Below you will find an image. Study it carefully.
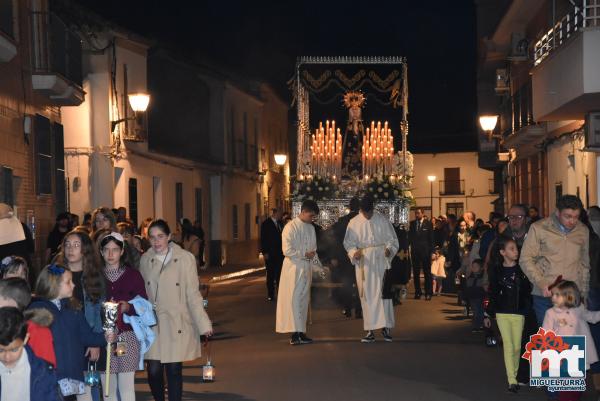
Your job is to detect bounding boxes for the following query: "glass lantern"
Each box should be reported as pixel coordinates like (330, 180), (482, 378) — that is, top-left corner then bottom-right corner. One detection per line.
(202, 361), (215, 382)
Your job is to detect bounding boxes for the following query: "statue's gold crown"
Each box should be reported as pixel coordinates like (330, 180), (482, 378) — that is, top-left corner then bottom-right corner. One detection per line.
(343, 91), (366, 108)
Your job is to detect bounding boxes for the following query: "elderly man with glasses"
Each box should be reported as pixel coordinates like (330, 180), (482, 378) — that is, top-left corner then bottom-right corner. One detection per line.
(504, 205), (529, 250)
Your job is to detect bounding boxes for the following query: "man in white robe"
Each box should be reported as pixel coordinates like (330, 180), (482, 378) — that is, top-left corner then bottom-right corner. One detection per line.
(344, 195), (399, 343)
(276, 200), (319, 345)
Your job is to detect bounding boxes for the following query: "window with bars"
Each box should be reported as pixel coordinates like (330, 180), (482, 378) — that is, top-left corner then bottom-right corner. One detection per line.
(0, 0), (14, 38)
(0, 166), (14, 206)
(232, 205), (238, 240)
(35, 115), (52, 195)
(53, 122), (66, 214)
(230, 107), (236, 166)
(244, 203), (251, 240)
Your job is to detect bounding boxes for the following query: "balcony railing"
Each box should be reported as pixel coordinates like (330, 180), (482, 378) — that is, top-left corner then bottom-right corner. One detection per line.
(0, 0), (14, 39)
(534, 0), (600, 66)
(30, 11), (82, 86)
(439, 180), (465, 196)
(499, 81), (535, 138)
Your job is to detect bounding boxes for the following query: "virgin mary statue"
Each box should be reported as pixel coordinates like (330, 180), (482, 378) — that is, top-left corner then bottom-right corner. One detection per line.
(341, 91), (365, 178)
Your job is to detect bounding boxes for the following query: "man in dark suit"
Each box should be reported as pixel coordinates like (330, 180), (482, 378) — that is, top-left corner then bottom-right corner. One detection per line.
(261, 208), (284, 301)
(329, 197), (362, 318)
(409, 208), (434, 300)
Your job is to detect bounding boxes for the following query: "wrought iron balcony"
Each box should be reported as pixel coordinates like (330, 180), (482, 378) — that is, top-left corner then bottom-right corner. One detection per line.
(30, 11), (84, 105)
(439, 180), (465, 196)
(534, 0), (600, 66)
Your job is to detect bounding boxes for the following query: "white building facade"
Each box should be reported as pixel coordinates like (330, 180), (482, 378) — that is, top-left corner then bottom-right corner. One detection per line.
(476, 0), (600, 214)
(411, 152), (496, 220)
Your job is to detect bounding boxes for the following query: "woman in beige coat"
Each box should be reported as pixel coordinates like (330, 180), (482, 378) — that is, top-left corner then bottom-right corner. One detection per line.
(140, 219), (212, 401)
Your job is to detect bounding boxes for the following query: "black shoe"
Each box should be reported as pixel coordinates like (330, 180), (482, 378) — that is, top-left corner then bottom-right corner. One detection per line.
(425, 295), (432, 301)
(414, 294), (422, 300)
(290, 333), (301, 345)
(342, 309), (352, 318)
(267, 296), (274, 302)
(381, 328), (392, 342)
(507, 384), (519, 393)
(299, 333), (313, 344)
(361, 331), (375, 343)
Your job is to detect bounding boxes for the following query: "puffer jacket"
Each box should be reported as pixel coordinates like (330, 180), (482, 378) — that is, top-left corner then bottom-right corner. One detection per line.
(520, 215), (590, 297)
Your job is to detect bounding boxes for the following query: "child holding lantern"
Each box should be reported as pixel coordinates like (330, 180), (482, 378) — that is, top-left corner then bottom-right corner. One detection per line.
(99, 232), (148, 401)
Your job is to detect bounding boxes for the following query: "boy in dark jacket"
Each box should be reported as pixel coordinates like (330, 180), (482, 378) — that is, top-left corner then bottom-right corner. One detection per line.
(464, 259), (487, 332)
(0, 307), (61, 401)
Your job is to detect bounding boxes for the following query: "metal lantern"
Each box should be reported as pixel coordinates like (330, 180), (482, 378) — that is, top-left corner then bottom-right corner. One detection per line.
(84, 362), (100, 387)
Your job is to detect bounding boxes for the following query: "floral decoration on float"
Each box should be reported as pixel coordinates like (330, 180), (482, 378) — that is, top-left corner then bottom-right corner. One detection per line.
(291, 175), (340, 201)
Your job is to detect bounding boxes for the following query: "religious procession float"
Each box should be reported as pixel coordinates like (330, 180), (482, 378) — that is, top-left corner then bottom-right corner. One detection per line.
(289, 56), (414, 228)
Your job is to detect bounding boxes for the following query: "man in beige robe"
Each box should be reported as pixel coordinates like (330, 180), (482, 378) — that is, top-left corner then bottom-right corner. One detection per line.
(276, 200), (319, 345)
(344, 195), (399, 343)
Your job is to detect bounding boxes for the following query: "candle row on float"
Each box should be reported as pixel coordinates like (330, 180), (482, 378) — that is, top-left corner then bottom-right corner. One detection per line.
(362, 121), (394, 179)
(310, 120), (342, 179)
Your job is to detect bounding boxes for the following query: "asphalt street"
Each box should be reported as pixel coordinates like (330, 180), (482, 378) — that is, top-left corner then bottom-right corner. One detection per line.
(135, 273), (598, 401)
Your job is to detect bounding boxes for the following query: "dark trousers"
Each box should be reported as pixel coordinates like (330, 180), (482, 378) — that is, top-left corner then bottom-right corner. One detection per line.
(469, 297), (484, 328)
(516, 308), (539, 384)
(338, 267), (361, 312)
(147, 360), (183, 401)
(411, 250), (432, 296)
(265, 256), (283, 298)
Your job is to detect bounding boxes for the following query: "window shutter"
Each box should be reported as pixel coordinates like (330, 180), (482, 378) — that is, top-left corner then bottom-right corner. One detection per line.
(35, 115), (52, 195)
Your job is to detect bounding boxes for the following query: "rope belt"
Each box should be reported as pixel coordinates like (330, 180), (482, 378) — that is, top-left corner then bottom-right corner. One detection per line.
(357, 244), (388, 298)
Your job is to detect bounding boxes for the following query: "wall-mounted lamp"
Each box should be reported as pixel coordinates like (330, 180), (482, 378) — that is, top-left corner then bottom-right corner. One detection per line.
(274, 153), (287, 166)
(479, 115), (500, 141)
(111, 93), (150, 134)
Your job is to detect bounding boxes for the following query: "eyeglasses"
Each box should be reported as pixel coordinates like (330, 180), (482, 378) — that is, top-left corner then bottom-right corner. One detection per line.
(507, 215), (525, 220)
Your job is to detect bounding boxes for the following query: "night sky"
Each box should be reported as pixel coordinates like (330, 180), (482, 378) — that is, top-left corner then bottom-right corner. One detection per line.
(75, 0), (478, 153)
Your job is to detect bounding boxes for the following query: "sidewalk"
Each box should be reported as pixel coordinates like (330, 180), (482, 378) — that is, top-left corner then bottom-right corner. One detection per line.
(199, 262), (266, 283)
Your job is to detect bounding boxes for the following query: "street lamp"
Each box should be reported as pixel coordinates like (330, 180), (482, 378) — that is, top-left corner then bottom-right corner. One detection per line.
(427, 175), (436, 218)
(479, 115), (499, 141)
(274, 153), (287, 166)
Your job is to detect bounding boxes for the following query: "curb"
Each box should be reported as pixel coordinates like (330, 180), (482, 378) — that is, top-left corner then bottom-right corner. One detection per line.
(209, 267), (266, 283)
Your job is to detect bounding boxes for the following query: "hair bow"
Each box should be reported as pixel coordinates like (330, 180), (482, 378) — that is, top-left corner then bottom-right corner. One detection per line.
(548, 275), (564, 291)
(48, 264), (65, 275)
(106, 232), (125, 243)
